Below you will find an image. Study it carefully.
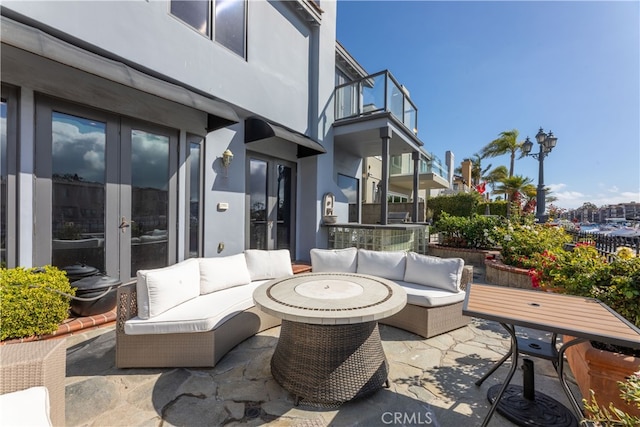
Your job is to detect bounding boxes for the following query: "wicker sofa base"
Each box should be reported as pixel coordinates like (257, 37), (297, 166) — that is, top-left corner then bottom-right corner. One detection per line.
(116, 283), (281, 368)
(0, 339), (67, 427)
(381, 301), (470, 339)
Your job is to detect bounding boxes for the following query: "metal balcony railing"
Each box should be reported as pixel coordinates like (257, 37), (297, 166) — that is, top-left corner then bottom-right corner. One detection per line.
(335, 70), (418, 135)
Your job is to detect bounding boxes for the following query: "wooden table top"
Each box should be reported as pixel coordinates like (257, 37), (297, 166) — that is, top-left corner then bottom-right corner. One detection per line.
(253, 272), (407, 325)
(463, 284), (640, 349)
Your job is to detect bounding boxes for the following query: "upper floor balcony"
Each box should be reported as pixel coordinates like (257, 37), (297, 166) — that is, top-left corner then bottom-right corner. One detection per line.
(335, 70), (418, 136)
(389, 152), (449, 193)
(333, 70), (423, 161)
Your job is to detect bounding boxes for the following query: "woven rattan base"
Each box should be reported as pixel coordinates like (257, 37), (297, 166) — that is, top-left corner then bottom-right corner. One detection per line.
(271, 320), (388, 407)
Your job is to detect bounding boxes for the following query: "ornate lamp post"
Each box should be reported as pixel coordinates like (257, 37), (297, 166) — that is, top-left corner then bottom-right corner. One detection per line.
(522, 128), (558, 223)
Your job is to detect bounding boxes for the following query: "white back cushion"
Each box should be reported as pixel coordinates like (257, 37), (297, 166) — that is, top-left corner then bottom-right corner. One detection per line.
(244, 249), (293, 281)
(0, 386), (52, 427)
(199, 253), (251, 294)
(136, 258), (201, 319)
(404, 252), (464, 293)
(310, 247), (358, 273)
(356, 249), (406, 280)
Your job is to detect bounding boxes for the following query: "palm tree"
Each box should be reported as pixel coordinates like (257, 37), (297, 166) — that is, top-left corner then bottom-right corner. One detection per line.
(483, 165), (508, 197)
(544, 186), (557, 205)
(494, 175), (534, 218)
(468, 153), (490, 187)
(480, 129), (526, 177)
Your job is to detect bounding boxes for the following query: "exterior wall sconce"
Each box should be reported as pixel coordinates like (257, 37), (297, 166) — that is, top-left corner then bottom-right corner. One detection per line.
(221, 149), (233, 176)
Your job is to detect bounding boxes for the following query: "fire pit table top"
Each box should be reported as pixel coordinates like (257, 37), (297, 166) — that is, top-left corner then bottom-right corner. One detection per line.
(253, 272), (407, 325)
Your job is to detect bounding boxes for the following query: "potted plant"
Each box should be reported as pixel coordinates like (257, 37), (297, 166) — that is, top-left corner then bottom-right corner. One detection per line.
(582, 370), (640, 425)
(528, 244), (640, 417)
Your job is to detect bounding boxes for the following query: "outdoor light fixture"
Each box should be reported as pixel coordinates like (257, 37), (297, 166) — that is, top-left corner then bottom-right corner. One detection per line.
(221, 149), (234, 176)
(522, 128), (558, 223)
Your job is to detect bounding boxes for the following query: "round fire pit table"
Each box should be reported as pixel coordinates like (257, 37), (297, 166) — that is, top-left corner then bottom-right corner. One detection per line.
(253, 272), (406, 407)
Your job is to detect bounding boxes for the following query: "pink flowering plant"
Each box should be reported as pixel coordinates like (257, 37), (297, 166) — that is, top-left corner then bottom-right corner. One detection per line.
(528, 243), (640, 329)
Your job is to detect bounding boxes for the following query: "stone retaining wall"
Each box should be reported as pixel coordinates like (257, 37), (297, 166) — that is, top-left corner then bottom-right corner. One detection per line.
(484, 259), (533, 289)
(427, 244), (498, 266)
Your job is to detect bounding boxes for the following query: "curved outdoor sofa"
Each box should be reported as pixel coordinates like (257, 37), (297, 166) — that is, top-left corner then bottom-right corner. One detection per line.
(310, 248), (472, 339)
(116, 248), (472, 369)
(116, 250), (290, 368)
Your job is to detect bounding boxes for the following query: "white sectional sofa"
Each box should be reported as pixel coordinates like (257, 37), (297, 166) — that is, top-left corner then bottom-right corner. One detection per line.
(116, 250), (293, 368)
(310, 248), (472, 338)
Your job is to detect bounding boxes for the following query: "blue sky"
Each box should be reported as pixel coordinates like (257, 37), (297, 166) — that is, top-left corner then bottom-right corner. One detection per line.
(336, 0), (640, 211)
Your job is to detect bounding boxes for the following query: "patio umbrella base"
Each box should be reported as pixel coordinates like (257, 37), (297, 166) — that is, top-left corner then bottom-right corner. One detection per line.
(487, 384), (578, 427)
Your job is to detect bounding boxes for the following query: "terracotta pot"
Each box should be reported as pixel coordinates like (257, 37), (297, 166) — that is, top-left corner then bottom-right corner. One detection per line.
(563, 335), (640, 417)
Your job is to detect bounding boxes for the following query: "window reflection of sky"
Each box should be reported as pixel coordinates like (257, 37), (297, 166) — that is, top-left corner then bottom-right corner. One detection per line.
(52, 112), (106, 184)
(132, 130), (169, 191)
(338, 174), (358, 202)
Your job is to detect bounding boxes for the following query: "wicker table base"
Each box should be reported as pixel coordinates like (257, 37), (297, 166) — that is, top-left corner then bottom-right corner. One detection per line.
(271, 319), (388, 407)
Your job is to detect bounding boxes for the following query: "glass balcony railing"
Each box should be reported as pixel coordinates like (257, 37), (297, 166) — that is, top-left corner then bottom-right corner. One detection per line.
(335, 70), (418, 135)
(389, 153), (449, 180)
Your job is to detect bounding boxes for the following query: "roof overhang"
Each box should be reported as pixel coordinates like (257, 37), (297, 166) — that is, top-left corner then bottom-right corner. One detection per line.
(333, 112), (423, 158)
(245, 116), (326, 158)
(0, 14), (238, 131)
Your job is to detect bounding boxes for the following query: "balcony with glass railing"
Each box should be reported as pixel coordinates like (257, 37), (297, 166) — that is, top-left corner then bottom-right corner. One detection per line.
(335, 70), (418, 135)
(389, 153), (449, 181)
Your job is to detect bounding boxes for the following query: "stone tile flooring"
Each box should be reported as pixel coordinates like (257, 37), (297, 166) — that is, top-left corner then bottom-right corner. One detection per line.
(64, 317), (582, 426)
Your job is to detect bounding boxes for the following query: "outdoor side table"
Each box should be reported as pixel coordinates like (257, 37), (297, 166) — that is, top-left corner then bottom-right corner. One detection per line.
(463, 283), (640, 427)
(253, 272), (407, 407)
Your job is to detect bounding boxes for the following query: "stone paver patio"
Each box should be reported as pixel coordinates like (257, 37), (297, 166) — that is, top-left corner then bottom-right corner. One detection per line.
(64, 316), (582, 426)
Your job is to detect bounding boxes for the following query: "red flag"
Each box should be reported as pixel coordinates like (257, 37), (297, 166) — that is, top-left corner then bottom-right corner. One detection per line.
(475, 182), (486, 194)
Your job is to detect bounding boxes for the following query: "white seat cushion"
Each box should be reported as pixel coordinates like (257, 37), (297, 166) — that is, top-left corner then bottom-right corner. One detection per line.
(199, 253), (251, 294)
(136, 258), (201, 319)
(244, 249), (293, 281)
(0, 386), (52, 426)
(404, 252), (464, 293)
(310, 247), (358, 273)
(124, 281), (268, 335)
(357, 249), (406, 281)
(394, 280), (466, 307)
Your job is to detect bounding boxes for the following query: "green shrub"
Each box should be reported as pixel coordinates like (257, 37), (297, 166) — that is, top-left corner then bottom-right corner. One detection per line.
(476, 200), (508, 217)
(495, 220), (572, 268)
(528, 244), (640, 328)
(0, 266), (75, 341)
(428, 193), (481, 222)
(432, 212), (503, 249)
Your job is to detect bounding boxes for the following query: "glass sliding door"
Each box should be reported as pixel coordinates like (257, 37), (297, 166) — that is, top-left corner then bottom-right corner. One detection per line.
(275, 163), (293, 251)
(130, 130), (169, 272)
(36, 97), (180, 281)
(51, 112), (107, 270)
(247, 154), (295, 253)
(248, 158), (268, 249)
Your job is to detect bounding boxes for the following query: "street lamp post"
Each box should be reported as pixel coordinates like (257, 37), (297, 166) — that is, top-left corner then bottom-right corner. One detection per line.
(522, 128), (558, 223)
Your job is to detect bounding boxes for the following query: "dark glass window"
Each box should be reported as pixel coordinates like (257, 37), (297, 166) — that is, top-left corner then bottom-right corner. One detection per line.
(171, 0), (210, 36)
(188, 141), (202, 258)
(215, 0), (246, 57)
